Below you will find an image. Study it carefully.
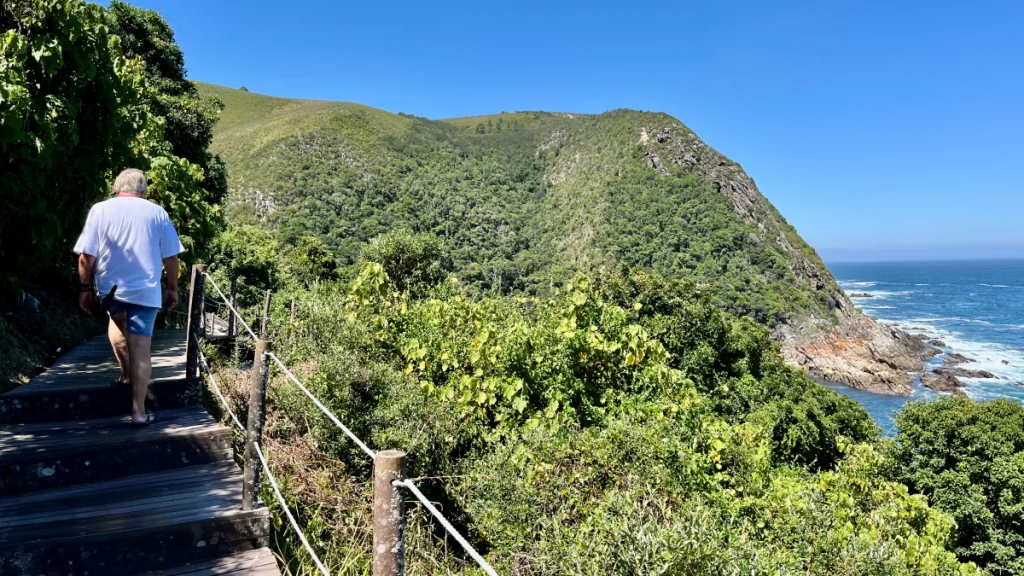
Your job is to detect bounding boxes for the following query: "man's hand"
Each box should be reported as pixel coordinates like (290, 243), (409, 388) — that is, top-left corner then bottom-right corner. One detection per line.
(78, 291), (94, 314)
(163, 287), (179, 311)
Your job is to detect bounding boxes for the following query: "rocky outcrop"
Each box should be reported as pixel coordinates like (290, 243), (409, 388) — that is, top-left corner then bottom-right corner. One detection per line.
(922, 371), (965, 393)
(928, 339), (947, 347)
(937, 367), (998, 379)
(779, 309), (941, 395)
(945, 353), (976, 366)
(850, 292), (874, 298)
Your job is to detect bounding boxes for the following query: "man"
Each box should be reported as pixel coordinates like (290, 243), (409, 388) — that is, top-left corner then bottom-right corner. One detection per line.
(75, 168), (184, 426)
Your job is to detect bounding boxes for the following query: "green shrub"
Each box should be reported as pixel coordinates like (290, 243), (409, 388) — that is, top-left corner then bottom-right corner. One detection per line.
(885, 397), (1024, 572)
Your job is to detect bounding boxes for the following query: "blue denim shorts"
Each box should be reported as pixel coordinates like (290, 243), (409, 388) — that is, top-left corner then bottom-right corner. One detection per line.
(103, 299), (160, 337)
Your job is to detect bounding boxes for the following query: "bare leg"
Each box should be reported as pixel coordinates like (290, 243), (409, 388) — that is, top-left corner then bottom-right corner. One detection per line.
(107, 316), (129, 383)
(127, 334), (153, 423)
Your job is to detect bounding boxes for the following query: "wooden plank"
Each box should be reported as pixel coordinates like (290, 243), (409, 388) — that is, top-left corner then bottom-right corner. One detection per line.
(0, 461), (239, 513)
(6, 330), (186, 395)
(0, 507), (270, 575)
(0, 329), (276, 575)
(0, 417), (234, 496)
(0, 406), (224, 455)
(136, 548), (280, 575)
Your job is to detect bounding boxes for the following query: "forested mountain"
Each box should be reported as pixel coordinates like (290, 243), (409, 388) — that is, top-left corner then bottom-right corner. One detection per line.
(199, 82), (932, 393)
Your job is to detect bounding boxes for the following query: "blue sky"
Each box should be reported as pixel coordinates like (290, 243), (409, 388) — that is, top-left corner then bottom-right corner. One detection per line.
(111, 0), (1023, 262)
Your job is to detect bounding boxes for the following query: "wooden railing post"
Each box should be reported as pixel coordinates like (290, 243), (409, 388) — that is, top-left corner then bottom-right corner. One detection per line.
(243, 339), (271, 511)
(185, 263), (207, 384)
(373, 450), (406, 576)
(261, 290), (272, 337)
(227, 276), (237, 337)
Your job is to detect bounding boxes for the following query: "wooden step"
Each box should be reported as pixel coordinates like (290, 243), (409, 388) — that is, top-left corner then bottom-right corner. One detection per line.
(0, 329), (198, 423)
(0, 461), (270, 575)
(0, 406), (234, 495)
(134, 548), (280, 575)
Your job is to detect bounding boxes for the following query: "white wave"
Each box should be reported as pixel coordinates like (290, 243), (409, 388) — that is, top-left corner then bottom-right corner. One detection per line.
(929, 333), (1024, 384)
(980, 284), (1011, 288)
(904, 316), (994, 326)
(841, 281), (879, 288)
(915, 284), (929, 286)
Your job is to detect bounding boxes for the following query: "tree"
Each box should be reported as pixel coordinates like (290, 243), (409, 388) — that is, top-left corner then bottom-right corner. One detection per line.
(289, 235), (337, 287)
(0, 0), (147, 289)
(210, 225), (281, 306)
(359, 231), (448, 295)
(884, 397), (1024, 571)
(105, 1), (228, 207)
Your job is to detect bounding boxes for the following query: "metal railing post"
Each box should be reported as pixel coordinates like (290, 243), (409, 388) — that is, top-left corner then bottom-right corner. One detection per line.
(261, 290), (272, 337)
(185, 264), (207, 384)
(243, 339), (271, 511)
(228, 276), (237, 337)
(374, 450), (406, 576)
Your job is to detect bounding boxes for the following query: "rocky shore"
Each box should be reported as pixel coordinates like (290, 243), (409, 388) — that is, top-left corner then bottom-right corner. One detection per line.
(780, 300), (941, 395)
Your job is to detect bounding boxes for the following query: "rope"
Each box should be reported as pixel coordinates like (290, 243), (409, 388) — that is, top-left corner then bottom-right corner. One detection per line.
(191, 296), (499, 574)
(194, 343), (330, 576)
(203, 272), (259, 340)
(195, 340), (245, 432)
(266, 352), (376, 461)
(255, 443), (331, 576)
(392, 479), (499, 576)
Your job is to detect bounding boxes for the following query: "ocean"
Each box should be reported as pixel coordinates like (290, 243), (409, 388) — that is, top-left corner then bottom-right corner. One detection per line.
(825, 259), (1024, 432)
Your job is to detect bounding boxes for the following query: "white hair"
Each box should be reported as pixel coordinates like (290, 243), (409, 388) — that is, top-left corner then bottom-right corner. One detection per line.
(113, 168), (147, 196)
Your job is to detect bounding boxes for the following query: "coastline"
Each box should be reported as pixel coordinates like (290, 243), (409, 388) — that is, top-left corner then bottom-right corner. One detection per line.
(825, 260), (1024, 421)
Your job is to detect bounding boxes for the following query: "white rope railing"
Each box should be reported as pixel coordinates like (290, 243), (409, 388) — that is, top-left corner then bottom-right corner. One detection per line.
(266, 351), (376, 461)
(254, 443), (332, 576)
(197, 272), (500, 575)
(203, 272), (259, 340)
(196, 345), (330, 576)
(195, 337), (244, 431)
(392, 478), (499, 576)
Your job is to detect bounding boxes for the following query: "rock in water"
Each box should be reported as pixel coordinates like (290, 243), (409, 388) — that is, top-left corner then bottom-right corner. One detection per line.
(922, 371), (965, 393)
(937, 367), (998, 379)
(928, 339), (947, 347)
(945, 353), (977, 366)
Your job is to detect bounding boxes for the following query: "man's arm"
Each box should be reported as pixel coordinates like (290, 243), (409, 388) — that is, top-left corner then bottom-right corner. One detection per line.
(162, 255), (179, 310)
(77, 253), (97, 313)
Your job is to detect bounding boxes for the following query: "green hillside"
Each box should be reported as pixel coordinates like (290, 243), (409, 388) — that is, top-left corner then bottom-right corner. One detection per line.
(198, 82), (846, 328)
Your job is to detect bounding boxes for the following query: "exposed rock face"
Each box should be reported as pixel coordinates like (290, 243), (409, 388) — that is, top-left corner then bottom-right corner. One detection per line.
(644, 121), (944, 395)
(928, 339), (947, 347)
(922, 371), (965, 393)
(780, 310), (940, 395)
(945, 353), (976, 366)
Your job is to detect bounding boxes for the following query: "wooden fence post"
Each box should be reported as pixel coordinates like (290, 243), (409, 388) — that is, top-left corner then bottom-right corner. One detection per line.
(228, 276), (237, 337)
(242, 339), (271, 511)
(373, 450), (406, 576)
(290, 297), (296, 323)
(185, 264), (207, 384)
(261, 290), (272, 337)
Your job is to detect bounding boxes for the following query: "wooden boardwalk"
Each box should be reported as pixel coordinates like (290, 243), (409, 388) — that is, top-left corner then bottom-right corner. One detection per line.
(0, 329), (281, 575)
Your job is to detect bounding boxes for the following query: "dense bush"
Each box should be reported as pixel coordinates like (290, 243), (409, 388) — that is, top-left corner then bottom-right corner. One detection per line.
(885, 397), (1024, 574)
(0, 0), (223, 290)
(249, 263), (974, 575)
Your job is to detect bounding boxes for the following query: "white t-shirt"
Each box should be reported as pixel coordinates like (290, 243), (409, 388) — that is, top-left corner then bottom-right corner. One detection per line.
(73, 196), (185, 308)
